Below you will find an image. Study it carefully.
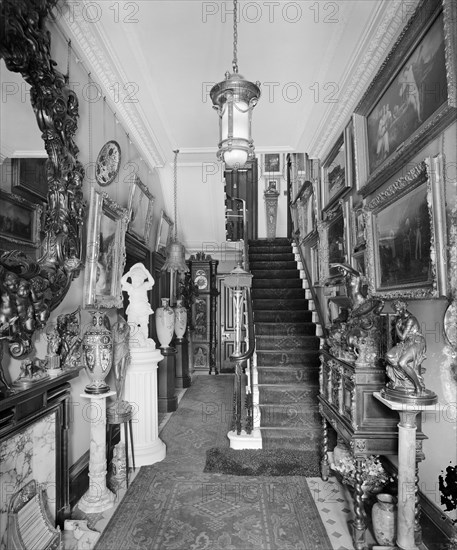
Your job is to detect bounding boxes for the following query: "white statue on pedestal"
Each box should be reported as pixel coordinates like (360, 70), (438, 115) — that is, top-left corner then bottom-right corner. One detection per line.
(121, 263), (155, 347)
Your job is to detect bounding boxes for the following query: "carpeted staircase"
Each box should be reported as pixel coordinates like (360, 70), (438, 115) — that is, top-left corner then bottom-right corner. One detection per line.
(249, 237), (322, 451)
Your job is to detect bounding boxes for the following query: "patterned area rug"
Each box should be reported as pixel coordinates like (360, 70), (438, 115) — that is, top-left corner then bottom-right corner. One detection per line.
(95, 375), (332, 550)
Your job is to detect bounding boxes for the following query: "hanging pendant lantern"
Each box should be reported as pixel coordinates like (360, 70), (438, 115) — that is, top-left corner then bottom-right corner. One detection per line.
(162, 150), (188, 274)
(210, 0), (260, 170)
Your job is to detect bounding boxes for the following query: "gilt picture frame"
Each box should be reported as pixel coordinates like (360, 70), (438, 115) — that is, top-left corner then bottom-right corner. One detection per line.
(83, 188), (129, 309)
(321, 131), (351, 211)
(263, 153), (282, 175)
(365, 156), (447, 299)
(127, 175), (155, 245)
(354, 0), (456, 195)
(156, 210), (174, 255)
(0, 190), (42, 248)
(12, 158), (48, 202)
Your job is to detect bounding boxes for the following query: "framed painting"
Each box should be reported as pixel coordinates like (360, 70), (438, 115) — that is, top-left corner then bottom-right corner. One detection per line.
(127, 176), (155, 244)
(265, 178), (279, 193)
(12, 158), (48, 202)
(0, 190), (43, 248)
(156, 210), (173, 255)
(296, 181), (316, 241)
(263, 153), (282, 175)
(327, 211), (346, 266)
(321, 132), (351, 210)
(365, 155), (447, 298)
(83, 188), (129, 309)
(352, 206), (366, 252)
(354, 0), (456, 195)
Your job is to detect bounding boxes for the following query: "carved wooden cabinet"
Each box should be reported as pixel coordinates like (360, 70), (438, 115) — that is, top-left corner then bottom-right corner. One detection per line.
(318, 349), (426, 550)
(187, 254), (219, 374)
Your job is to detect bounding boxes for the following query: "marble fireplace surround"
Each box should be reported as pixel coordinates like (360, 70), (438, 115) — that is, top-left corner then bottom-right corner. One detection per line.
(0, 369), (80, 545)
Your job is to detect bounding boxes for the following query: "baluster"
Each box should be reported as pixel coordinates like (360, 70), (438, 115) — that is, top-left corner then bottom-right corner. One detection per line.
(353, 456), (367, 550)
(321, 415), (329, 481)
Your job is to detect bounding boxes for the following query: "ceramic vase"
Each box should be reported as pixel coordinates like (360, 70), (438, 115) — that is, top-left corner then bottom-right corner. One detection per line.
(155, 298), (175, 348)
(82, 311), (113, 394)
(372, 493), (397, 546)
(174, 299), (187, 339)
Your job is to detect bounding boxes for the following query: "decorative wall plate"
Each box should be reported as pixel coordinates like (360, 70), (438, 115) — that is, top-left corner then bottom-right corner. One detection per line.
(95, 141), (121, 186)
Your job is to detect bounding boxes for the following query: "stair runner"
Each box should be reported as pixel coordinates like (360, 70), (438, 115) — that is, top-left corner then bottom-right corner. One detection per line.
(249, 237), (321, 451)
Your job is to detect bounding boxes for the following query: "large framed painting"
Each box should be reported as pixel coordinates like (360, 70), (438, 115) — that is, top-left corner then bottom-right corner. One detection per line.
(0, 190), (43, 248)
(321, 130), (351, 210)
(127, 176), (155, 244)
(296, 181), (316, 241)
(354, 0), (456, 195)
(12, 158), (48, 202)
(83, 188), (129, 309)
(365, 156), (447, 298)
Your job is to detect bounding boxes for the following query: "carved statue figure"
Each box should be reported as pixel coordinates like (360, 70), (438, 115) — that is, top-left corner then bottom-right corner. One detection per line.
(30, 276), (51, 328)
(112, 317), (131, 401)
(121, 263), (155, 345)
(330, 263), (367, 310)
(46, 327), (61, 356)
(15, 358), (48, 384)
(385, 299), (426, 396)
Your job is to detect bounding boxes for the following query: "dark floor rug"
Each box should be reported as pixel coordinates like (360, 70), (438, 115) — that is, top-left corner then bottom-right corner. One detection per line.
(204, 447), (321, 476)
(94, 375), (333, 550)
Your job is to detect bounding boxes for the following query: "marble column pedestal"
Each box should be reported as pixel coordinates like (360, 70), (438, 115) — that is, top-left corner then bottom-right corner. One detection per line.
(374, 393), (438, 550)
(158, 347), (177, 413)
(124, 346), (166, 467)
(174, 337), (191, 389)
(78, 391), (116, 514)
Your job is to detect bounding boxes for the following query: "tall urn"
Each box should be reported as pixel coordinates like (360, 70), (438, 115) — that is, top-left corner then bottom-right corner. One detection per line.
(155, 298), (175, 348)
(82, 311), (113, 394)
(372, 493), (397, 546)
(174, 299), (187, 338)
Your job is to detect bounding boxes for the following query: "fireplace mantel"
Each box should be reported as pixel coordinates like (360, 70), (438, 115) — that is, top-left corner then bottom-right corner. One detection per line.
(0, 367), (83, 531)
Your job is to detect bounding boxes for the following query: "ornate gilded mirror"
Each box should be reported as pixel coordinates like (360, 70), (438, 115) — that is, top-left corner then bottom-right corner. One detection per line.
(0, 0), (85, 358)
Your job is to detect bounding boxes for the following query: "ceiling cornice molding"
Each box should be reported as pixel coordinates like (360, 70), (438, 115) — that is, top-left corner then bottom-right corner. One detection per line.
(0, 143), (15, 163)
(11, 150), (47, 158)
(55, 3), (167, 169)
(307, 0), (420, 160)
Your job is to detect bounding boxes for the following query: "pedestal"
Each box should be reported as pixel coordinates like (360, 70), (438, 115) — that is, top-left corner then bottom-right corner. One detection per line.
(78, 391), (116, 514)
(374, 393), (438, 550)
(174, 337), (191, 389)
(158, 347), (178, 413)
(264, 188), (280, 239)
(124, 346), (166, 467)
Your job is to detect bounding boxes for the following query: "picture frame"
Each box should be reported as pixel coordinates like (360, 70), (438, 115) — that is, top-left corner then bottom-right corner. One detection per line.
(83, 188), (129, 309)
(0, 190), (43, 248)
(364, 155), (447, 299)
(265, 178), (279, 193)
(155, 210), (174, 255)
(321, 132), (351, 210)
(354, 0), (456, 195)
(263, 153), (282, 175)
(296, 181), (316, 241)
(127, 175), (155, 244)
(12, 158), (48, 202)
(352, 205), (366, 252)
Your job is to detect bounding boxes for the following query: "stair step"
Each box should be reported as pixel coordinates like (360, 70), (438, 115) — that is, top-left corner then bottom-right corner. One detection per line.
(252, 278), (303, 289)
(251, 269), (299, 279)
(249, 246), (292, 255)
(254, 310), (312, 323)
(249, 238), (290, 246)
(250, 253), (295, 262)
(255, 322), (316, 336)
(257, 366), (319, 384)
(259, 403), (320, 427)
(250, 260), (298, 270)
(253, 299), (309, 310)
(256, 334), (320, 351)
(252, 288), (305, 299)
(256, 350), (320, 366)
(260, 428), (321, 451)
(259, 385), (319, 404)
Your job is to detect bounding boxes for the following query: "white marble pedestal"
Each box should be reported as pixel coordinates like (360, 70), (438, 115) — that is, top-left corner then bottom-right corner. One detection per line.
(78, 391), (116, 514)
(124, 345), (166, 467)
(374, 393), (438, 550)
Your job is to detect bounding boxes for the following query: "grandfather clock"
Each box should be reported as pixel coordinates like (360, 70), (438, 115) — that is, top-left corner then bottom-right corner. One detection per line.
(187, 253), (219, 374)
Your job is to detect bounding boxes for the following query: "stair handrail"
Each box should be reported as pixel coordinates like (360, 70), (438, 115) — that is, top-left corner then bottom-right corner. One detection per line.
(293, 235), (328, 340)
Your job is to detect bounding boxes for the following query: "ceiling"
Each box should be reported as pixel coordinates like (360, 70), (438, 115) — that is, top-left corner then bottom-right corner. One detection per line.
(59, 0), (416, 168)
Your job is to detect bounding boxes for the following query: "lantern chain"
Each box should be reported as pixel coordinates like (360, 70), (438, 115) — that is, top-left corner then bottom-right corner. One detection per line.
(173, 149), (179, 241)
(232, 0), (238, 73)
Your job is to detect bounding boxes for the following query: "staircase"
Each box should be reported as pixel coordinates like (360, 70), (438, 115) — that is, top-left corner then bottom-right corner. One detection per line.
(249, 237), (322, 451)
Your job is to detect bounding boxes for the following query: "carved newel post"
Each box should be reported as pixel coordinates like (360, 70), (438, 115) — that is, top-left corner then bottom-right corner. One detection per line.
(121, 263), (166, 467)
(375, 300), (438, 550)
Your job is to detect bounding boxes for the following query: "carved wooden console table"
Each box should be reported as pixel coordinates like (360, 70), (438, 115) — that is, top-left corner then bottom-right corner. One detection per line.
(318, 350), (427, 550)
